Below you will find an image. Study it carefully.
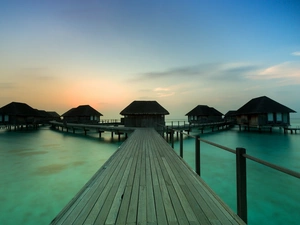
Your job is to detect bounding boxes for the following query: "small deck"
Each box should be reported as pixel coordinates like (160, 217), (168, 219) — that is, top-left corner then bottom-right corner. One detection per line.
(284, 127), (300, 134)
(50, 128), (245, 225)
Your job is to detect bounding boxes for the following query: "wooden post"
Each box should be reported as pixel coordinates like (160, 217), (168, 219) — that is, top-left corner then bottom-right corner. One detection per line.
(236, 147), (247, 223)
(195, 135), (200, 176)
(171, 130), (174, 148)
(166, 126), (169, 142)
(180, 131), (183, 158)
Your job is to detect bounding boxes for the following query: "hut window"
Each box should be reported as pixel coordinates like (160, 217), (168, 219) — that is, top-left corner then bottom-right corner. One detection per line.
(276, 113), (282, 122)
(4, 115), (9, 122)
(267, 113), (273, 121)
(0, 115), (2, 122)
(90, 115), (94, 120)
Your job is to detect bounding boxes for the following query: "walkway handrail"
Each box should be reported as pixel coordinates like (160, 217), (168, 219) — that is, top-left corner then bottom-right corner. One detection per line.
(244, 154), (300, 179)
(164, 126), (300, 224)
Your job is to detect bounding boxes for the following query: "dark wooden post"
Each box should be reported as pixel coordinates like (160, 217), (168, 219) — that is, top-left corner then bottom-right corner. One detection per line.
(171, 130), (174, 148)
(166, 126), (169, 142)
(236, 147), (247, 223)
(195, 135), (200, 176)
(180, 131), (183, 158)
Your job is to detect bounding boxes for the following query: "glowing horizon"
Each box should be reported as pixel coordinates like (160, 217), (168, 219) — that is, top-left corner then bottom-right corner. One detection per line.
(1, 0), (299, 119)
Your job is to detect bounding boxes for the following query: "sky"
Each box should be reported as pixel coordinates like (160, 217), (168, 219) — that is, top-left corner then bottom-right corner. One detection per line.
(1, 0), (300, 119)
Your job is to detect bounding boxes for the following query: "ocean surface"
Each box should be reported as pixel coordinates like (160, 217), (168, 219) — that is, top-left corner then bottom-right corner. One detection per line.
(0, 119), (299, 225)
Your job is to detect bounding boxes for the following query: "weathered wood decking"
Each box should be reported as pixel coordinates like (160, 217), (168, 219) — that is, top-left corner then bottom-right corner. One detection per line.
(50, 128), (245, 225)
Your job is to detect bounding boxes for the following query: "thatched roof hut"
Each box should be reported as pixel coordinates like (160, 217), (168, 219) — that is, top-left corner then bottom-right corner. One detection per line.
(0, 102), (40, 125)
(120, 100), (169, 128)
(185, 105), (223, 124)
(236, 96), (296, 127)
(62, 105), (103, 123)
(47, 111), (61, 121)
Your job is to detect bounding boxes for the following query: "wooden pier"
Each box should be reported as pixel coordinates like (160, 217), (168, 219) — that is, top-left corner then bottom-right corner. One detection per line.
(284, 127), (300, 134)
(50, 128), (245, 225)
(49, 121), (135, 140)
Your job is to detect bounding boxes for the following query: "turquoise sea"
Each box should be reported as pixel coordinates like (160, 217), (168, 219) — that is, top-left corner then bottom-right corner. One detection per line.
(0, 119), (299, 224)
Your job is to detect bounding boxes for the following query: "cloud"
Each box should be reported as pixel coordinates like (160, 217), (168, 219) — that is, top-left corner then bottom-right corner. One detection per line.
(129, 62), (260, 83)
(291, 52), (300, 56)
(154, 87), (175, 97)
(249, 61), (300, 85)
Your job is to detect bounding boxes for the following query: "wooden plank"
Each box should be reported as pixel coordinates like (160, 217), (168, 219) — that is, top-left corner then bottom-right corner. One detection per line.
(81, 138), (137, 224)
(162, 157), (198, 223)
(50, 128), (246, 225)
(115, 139), (140, 224)
(105, 157), (133, 224)
(153, 152), (178, 224)
(126, 137), (142, 224)
(51, 139), (130, 225)
(148, 145), (168, 225)
(154, 131), (244, 224)
(145, 140), (157, 224)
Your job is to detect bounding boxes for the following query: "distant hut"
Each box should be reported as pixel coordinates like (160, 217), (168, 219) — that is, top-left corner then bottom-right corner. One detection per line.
(236, 96), (296, 127)
(224, 110), (237, 123)
(47, 111), (61, 122)
(35, 109), (50, 125)
(120, 100), (169, 129)
(0, 102), (40, 128)
(185, 105), (223, 124)
(62, 105), (103, 124)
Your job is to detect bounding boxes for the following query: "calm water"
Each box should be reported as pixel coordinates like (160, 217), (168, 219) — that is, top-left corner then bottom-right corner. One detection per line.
(0, 119), (299, 224)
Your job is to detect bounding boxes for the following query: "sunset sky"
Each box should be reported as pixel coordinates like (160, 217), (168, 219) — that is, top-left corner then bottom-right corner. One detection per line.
(1, 0), (300, 119)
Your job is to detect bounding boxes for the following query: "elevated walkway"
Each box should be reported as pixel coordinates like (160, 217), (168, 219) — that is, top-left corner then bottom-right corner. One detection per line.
(50, 128), (245, 225)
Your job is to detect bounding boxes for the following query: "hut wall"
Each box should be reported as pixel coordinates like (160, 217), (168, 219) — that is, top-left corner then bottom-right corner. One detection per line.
(124, 115), (165, 128)
(237, 113), (291, 127)
(64, 115), (100, 124)
(188, 115), (222, 124)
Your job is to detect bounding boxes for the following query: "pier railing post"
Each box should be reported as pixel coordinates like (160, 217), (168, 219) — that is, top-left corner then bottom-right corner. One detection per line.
(195, 135), (200, 176)
(236, 147), (247, 223)
(180, 131), (183, 158)
(166, 126), (169, 142)
(171, 130), (174, 148)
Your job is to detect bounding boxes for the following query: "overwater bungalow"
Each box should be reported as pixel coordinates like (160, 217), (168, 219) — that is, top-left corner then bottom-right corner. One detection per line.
(35, 109), (50, 125)
(120, 100), (169, 129)
(235, 96), (296, 129)
(62, 105), (103, 124)
(0, 102), (40, 129)
(185, 105), (223, 124)
(224, 110), (237, 123)
(47, 111), (61, 122)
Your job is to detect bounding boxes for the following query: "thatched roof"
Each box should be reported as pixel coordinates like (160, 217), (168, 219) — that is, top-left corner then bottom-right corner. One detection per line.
(0, 102), (40, 117)
(224, 110), (237, 117)
(236, 96), (296, 115)
(120, 101), (169, 115)
(47, 111), (60, 118)
(36, 109), (50, 118)
(185, 105), (223, 116)
(62, 105), (103, 117)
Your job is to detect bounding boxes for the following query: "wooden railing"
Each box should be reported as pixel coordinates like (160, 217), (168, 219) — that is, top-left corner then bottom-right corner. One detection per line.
(164, 127), (300, 224)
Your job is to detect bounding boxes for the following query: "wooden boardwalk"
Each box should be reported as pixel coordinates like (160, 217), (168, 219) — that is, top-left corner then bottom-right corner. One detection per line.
(50, 128), (245, 225)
